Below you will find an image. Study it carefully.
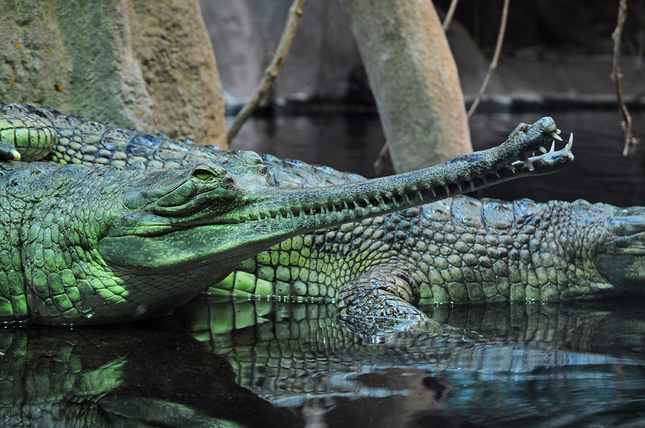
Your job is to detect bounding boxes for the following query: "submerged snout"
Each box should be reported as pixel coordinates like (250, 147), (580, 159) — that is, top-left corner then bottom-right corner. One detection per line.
(595, 207), (645, 290)
(606, 207), (645, 238)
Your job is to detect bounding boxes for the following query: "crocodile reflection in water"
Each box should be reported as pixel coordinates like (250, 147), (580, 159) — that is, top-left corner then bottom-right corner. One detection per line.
(3, 297), (645, 426)
(177, 297), (645, 427)
(0, 320), (300, 427)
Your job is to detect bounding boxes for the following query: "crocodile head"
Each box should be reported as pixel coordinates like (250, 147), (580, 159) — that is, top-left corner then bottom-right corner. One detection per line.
(594, 206), (645, 293)
(18, 117), (572, 325)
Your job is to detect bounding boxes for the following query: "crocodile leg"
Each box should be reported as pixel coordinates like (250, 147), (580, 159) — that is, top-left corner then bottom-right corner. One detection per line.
(0, 112), (57, 161)
(0, 141), (20, 161)
(336, 266), (430, 334)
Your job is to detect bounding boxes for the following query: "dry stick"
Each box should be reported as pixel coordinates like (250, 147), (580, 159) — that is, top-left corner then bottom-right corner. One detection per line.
(612, 0), (638, 156)
(372, 140), (390, 176)
(442, 0), (460, 31)
(226, 0), (307, 144)
(467, 0), (509, 118)
(374, 0), (461, 173)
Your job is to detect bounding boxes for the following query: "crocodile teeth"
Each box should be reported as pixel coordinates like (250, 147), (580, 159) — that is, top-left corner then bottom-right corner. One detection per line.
(539, 146), (548, 154)
(564, 133), (574, 154)
(552, 130), (563, 141)
(523, 157), (535, 171)
(549, 141), (556, 153)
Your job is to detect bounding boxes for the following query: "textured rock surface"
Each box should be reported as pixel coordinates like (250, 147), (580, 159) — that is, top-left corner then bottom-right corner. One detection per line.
(0, 0), (226, 147)
(204, 0), (645, 109)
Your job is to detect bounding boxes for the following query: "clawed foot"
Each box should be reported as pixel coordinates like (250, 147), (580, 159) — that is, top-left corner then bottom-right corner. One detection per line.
(0, 141), (20, 161)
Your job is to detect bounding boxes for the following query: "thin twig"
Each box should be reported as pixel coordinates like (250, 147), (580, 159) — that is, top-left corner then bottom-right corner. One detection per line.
(226, 0), (307, 144)
(442, 0), (460, 31)
(373, 140), (390, 175)
(613, 0), (638, 156)
(467, 0), (509, 118)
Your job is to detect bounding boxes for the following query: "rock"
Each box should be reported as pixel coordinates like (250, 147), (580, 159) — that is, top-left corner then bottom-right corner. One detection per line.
(443, 17), (507, 101)
(0, 0), (226, 147)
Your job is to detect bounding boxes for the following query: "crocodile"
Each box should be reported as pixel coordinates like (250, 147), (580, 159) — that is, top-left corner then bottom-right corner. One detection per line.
(200, 136), (645, 335)
(0, 103), (571, 326)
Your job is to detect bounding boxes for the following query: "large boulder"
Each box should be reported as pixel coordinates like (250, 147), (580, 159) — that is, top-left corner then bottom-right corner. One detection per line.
(202, 0), (364, 105)
(0, 0), (226, 147)
(199, 0), (267, 105)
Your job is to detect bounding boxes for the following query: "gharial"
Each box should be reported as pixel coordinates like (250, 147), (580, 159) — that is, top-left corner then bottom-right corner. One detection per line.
(0, 102), (572, 326)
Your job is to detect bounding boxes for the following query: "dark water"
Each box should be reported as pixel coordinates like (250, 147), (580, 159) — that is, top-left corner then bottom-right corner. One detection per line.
(3, 111), (645, 427)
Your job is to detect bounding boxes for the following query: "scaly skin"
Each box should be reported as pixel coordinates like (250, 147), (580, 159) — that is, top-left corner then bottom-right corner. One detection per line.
(0, 103), (571, 325)
(212, 195), (643, 334)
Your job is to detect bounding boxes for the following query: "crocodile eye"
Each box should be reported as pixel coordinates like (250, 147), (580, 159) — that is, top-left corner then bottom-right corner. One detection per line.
(193, 168), (217, 181)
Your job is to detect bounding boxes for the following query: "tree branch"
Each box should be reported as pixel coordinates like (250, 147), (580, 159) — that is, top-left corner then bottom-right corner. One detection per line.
(612, 0), (638, 156)
(442, 0), (459, 31)
(226, 0), (307, 144)
(467, 0), (509, 118)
